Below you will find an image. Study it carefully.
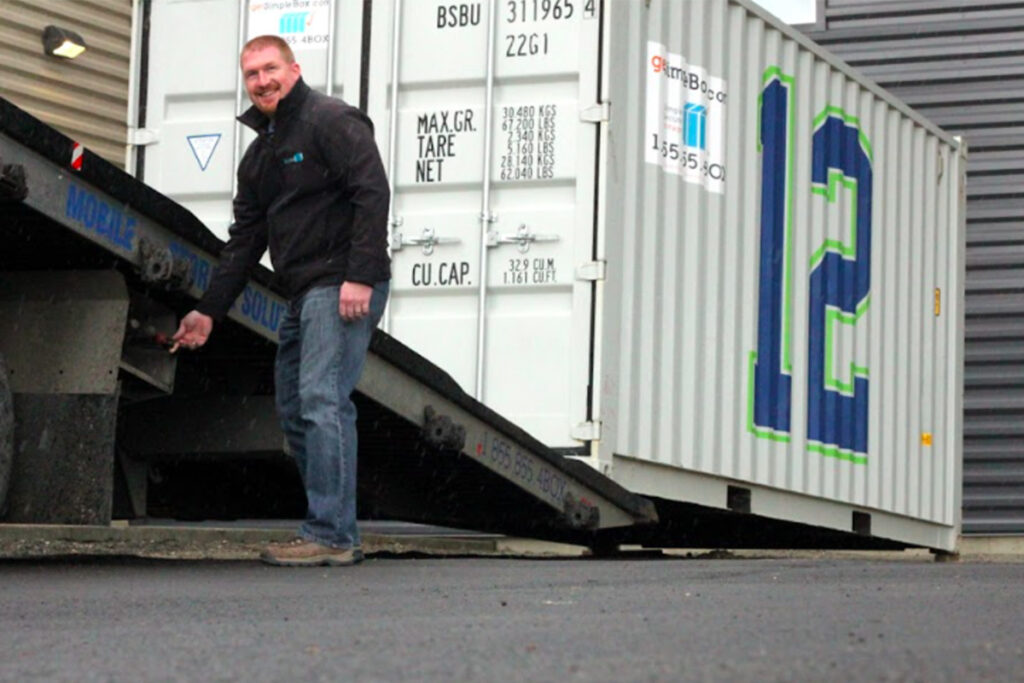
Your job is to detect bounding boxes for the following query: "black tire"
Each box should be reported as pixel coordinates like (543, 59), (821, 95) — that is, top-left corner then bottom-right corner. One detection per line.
(0, 352), (13, 516)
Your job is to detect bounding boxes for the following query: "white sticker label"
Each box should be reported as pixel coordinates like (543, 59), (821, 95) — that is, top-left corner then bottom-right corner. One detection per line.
(644, 41), (727, 194)
(248, 0), (330, 49)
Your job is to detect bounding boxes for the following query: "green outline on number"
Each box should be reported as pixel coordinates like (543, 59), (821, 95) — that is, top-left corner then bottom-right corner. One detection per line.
(824, 297), (871, 394)
(809, 106), (872, 413)
(758, 67), (797, 374)
(747, 351), (791, 442)
(810, 172), (858, 266)
(808, 442), (868, 465)
(747, 77), (872, 466)
(812, 107), (874, 162)
(747, 66), (797, 447)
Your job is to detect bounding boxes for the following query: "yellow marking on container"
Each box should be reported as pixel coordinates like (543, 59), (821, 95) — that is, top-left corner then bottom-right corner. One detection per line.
(921, 432), (933, 447)
(934, 288), (941, 316)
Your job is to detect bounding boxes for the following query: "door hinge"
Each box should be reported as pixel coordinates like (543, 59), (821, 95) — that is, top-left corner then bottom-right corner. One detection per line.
(127, 128), (158, 146)
(576, 260), (607, 281)
(571, 421), (601, 441)
(580, 102), (610, 123)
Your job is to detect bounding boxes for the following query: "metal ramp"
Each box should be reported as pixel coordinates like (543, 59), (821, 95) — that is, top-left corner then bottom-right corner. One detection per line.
(0, 96), (656, 544)
(353, 334), (657, 544)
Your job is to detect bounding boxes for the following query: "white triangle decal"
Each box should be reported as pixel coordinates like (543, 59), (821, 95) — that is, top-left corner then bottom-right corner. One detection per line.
(187, 134), (222, 172)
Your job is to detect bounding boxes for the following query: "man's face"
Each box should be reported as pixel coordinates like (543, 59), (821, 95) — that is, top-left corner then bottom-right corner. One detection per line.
(241, 46), (301, 116)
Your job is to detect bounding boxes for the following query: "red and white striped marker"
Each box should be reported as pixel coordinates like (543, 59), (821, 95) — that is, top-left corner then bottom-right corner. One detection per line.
(70, 142), (83, 171)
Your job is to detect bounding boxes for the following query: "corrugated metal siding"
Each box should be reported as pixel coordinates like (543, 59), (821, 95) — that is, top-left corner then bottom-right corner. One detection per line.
(804, 0), (1024, 534)
(0, 0), (132, 167)
(602, 0), (963, 526)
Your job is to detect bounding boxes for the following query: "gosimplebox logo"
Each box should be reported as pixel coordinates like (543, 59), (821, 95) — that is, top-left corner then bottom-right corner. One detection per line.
(684, 103), (707, 150)
(650, 53), (727, 104)
(280, 11), (313, 34)
(650, 54), (672, 75)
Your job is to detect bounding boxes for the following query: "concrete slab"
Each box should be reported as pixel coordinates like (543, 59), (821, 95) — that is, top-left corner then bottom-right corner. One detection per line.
(1, 523), (1020, 562)
(959, 535), (1024, 557)
(0, 523), (585, 561)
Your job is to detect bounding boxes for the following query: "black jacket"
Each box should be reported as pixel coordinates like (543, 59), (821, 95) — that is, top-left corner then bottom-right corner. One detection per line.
(196, 78), (390, 320)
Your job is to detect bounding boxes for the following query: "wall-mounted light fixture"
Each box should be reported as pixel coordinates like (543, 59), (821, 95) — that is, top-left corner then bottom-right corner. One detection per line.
(42, 25), (87, 59)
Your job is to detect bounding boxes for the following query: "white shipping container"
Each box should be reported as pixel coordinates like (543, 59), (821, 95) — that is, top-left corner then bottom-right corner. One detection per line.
(142, 0), (364, 243)
(366, 0), (602, 449)
(136, 0), (965, 550)
(368, 0), (965, 550)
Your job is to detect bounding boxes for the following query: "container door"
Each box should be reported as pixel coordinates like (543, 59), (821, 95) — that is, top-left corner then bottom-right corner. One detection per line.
(141, 0), (363, 243)
(367, 1), (602, 448)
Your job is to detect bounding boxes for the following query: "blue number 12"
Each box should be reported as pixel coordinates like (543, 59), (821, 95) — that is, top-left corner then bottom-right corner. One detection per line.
(749, 69), (872, 463)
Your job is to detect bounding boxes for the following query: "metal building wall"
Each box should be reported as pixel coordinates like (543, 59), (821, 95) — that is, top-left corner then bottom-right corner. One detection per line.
(0, 0), (133, 167)
(804, 0), (1024, 535)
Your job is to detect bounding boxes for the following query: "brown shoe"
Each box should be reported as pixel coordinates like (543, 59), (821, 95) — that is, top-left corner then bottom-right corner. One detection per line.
(260, 538), (363, 567)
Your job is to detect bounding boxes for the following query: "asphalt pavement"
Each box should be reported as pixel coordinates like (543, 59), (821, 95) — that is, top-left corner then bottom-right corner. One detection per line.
(2, 554), (1023, 682)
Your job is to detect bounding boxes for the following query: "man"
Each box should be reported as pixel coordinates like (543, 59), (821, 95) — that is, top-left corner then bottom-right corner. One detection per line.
(172, 35), (390, 567)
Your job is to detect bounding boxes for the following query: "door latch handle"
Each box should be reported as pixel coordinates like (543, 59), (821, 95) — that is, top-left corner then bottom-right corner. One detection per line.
(392, 226), (461, 256)
(488, 224), (560, 253)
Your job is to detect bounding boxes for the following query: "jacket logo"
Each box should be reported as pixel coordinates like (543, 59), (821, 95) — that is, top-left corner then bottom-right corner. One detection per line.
(282, 152), (304, 165)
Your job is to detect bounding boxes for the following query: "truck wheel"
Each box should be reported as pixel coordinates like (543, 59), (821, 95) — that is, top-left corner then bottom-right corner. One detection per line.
(0, 352), (12, 516)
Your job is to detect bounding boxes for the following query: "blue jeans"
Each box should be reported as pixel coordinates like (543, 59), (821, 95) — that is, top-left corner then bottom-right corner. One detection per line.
(275, 282), (388, 549)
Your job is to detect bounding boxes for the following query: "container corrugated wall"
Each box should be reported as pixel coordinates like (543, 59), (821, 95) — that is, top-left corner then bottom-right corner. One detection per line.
(364, 0), (601, 447)
(600, 0), (964, 540)
(0, 0), (133, 167)
(803, 0), (1024, 536)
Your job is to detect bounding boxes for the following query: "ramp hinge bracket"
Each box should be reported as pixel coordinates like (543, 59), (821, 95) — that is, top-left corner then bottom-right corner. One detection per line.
(575, 260), (606, 282)
(580, 102), (610, 123)
(422, 406), (467, 451)
(0, 161), (28, 201)
(128, 128), (158, 146)
(571, 421), (601, 441)
(139, 237), (193, 291)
